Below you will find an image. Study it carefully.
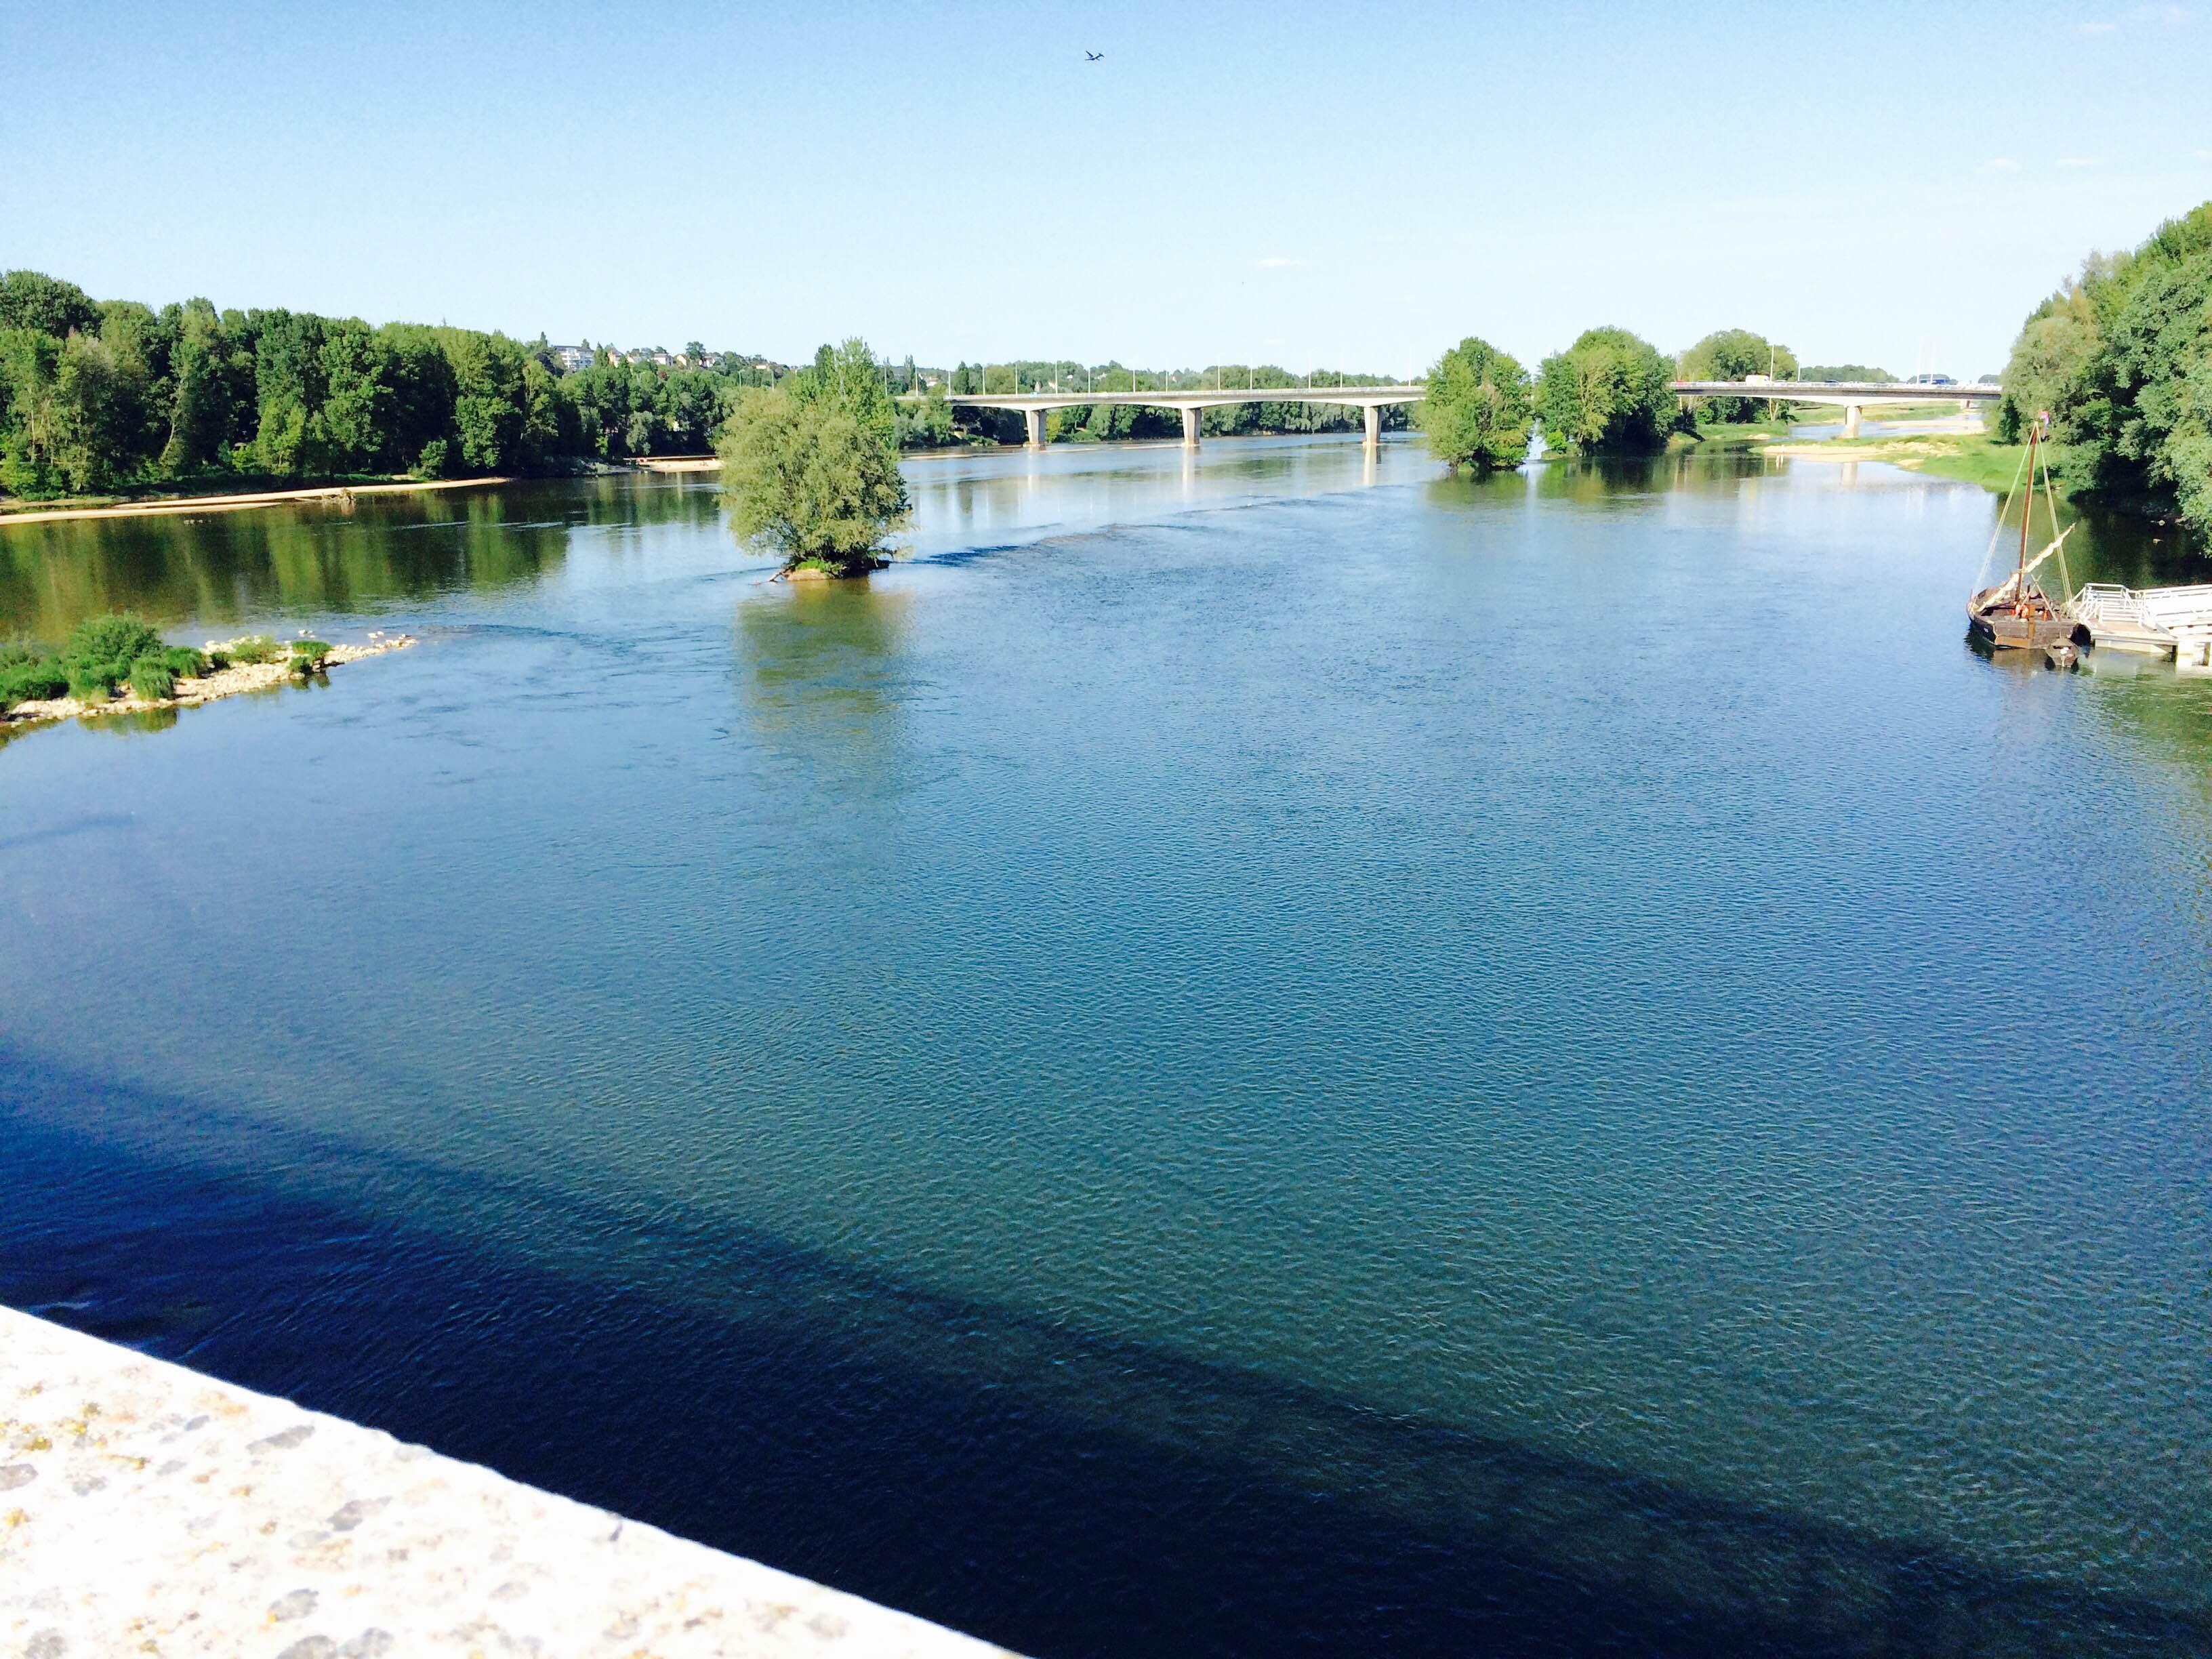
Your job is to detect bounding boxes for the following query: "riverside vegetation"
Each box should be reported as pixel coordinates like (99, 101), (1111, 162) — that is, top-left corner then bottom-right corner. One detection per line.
(0, 613), (386, 726)
(1991, 199), (2212, 536)
(12, 194), (2207, 542)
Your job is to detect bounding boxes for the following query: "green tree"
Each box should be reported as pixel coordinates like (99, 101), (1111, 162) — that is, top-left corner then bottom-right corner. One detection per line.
(718, 338), (909, 576)
(49, 331), (154, 491)
(380, 325), (459, 468)
(445, 331), (528, 472)
(316, 319), (400, 472)
(1537, 327), (1680, 454)
(160, 302), (234, 476)
(0, 271), (100, 340)
(794, 337), (898, 441)
(1678, 328), (1799, 422)
(246, 310), (328, 475)
(1416, 336), (1533, 471)
(1995, 200), (2212, 527)
(1798, 363), (1893, 382)
(897, 383), (957, 448)
(0, 327), (63, 496)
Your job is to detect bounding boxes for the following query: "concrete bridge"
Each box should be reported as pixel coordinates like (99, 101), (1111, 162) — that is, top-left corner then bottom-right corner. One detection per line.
(907, 386), (1425, 450)
(1672, 379), (1999, 438)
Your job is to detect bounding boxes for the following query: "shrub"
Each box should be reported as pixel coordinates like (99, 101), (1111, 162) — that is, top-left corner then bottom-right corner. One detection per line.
(66, 663), (117, 700)
(204, 649), (232, 671)
(0, 656), (68, 710)
(127, 656), (177, 701)
(288, 639), (331, 674)
(63, 614), (163, 675)
(222, 635), (281, 665)
(158, 645), (208, 678)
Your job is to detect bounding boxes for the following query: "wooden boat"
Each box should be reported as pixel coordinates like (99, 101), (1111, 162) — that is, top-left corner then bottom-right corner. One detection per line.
(1969, 571), (2081, 651)
(1967, 422), (2088, 652)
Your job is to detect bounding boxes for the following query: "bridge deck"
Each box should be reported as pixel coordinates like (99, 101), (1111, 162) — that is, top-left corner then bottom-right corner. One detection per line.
(1671, 380), (1999, 405)
(901, 386), (1425, 411)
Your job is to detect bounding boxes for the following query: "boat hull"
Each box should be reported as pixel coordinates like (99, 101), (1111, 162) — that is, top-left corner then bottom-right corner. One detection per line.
(1968, 588), (2085, 651)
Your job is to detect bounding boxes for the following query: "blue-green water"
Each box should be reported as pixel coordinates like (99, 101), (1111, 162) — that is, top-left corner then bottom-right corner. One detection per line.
(3, 439), (2209, 1656)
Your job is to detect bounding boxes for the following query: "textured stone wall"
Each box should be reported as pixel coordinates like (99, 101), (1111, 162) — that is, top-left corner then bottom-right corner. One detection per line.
(1, 1307), (1019, 1658)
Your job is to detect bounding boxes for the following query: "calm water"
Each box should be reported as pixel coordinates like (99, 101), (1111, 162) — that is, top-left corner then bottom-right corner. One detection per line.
(3, 438), (2209, 1657)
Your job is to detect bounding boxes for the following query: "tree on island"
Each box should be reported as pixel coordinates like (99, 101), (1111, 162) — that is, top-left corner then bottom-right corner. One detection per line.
(1536, 327), (1680, 455)
(716, 337), (910, 577)
(1677, 328), (1798, 423)
(1415, 336), (1533, 471)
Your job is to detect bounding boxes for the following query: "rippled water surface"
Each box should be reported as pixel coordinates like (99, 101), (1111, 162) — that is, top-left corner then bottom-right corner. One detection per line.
(4, 438), (2210, 1657)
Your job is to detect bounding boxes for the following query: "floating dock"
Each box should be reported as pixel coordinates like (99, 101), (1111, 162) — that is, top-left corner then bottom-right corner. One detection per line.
(2065, 583), (2212, 663)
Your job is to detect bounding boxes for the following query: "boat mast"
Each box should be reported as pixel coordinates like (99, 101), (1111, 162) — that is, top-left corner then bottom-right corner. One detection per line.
(2015, 423), (2037, 609)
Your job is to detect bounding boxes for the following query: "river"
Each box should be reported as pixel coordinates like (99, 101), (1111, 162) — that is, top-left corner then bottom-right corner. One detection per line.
(3, 437), (2208, 1657)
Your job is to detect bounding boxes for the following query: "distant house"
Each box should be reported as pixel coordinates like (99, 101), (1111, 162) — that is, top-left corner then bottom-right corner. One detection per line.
(553, 346), (594, 374)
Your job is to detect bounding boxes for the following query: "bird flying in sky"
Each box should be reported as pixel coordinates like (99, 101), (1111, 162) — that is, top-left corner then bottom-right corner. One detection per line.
(1086, 51), (1104, 61)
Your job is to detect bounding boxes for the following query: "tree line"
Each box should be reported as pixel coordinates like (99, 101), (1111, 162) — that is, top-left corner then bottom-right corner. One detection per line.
(0, 270), (784, 500)
(1992, 199), (2212, 535)
(1416, 327), (1919, 472)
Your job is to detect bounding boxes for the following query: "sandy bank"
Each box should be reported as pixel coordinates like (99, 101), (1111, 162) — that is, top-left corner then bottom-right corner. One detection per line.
(0, 478), (512, 528)
(3, 634), (415, 735)
(1762, 438), (1962, 466)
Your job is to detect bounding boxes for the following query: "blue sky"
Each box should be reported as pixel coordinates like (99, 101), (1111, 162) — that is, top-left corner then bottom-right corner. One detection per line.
(5, 0), (2209, 377)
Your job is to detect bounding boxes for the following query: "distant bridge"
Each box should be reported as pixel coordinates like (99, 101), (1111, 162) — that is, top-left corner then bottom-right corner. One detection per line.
(901, 386), (1425, 450)
(1672, 380), (1999, 438)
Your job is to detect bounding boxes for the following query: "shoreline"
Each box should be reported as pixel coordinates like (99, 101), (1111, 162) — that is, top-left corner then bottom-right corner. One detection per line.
(0, 477), (514, 529)
(2, 633), (415, 735)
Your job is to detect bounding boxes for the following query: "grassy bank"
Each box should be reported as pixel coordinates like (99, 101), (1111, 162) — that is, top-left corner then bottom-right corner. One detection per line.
(1757, 432), (2026, 490)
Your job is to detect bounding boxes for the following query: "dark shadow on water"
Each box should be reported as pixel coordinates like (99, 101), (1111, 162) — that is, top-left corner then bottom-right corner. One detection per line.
(2, 1061), (2204, 1659)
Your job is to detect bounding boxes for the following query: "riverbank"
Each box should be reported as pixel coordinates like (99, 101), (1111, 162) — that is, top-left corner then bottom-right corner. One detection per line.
(0, 476), (514, 527)
(1, 633), (414, 735)
(1763, 431), (2026, 489)
(0, 1305), (1015, 1658)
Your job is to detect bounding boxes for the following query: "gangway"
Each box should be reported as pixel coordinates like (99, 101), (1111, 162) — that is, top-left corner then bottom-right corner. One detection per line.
(2065, 582), (2212, 663)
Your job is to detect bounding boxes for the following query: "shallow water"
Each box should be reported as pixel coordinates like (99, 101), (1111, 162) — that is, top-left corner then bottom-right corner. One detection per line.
(4, 438), (2210, 1656)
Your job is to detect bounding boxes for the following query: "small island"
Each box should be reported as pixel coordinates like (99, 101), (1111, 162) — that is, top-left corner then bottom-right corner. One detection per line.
(1, 613), (414, 736)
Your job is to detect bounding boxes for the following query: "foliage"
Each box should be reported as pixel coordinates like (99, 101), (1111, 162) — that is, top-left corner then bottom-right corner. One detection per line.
(1416, 337), (1533, 470)
(222, 634), (281, 665)
(1994, 201), (2212, 531)
(0, 268), (783, 501)
(1536, 327), (1681, 454)
(288, 638), (332, 673)
(897, 384), (957, 449)
(0, 640), (68, 710)
(1678, 329), (1799, 423)
(0, 271), (102, 340)
(717, 339), (910, 575)
(1798, 364), (1893, 383)
(61, 613), (163, 693)
(127, 656), (176, 700)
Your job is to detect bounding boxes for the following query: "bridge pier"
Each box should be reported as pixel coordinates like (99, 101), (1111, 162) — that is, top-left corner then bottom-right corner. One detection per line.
(1023, 408), (1047, 449)
(1363, 404), (1380, 453)
(1181, 407), (1201, 448)
(1843, 405), (1862, 440)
